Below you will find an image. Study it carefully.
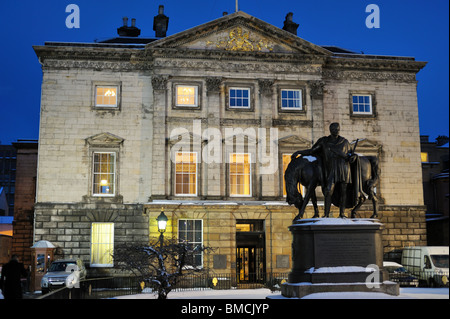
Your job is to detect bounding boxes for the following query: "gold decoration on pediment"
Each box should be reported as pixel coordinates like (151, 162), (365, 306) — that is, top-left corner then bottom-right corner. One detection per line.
(206, 27), (274, 52)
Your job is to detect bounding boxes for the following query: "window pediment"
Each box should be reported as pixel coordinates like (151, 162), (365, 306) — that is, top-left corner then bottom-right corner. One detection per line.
(278, 135), (311, 148)
(86, 132), (124, 147)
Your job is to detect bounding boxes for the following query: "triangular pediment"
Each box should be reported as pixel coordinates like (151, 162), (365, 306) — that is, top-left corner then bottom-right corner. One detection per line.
(168, 131), (202, 146)
(350, 138), (382, 155)
(279, 135), (311, 147)
(86, 132), (124, 147)
(147, 11), (331, 56)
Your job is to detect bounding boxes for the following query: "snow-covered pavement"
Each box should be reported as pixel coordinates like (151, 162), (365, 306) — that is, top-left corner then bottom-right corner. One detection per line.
(113, 287), (449, 299)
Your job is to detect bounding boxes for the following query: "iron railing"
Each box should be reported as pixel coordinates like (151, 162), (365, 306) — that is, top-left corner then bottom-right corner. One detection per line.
(37, 272), (289, 299)
(37, 270), (449, 299)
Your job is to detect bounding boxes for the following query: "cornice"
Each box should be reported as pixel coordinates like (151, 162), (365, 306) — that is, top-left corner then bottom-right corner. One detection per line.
(33, 45), (152, 71)
(33, 39), (426, 79)
(325, 55), (427, 73)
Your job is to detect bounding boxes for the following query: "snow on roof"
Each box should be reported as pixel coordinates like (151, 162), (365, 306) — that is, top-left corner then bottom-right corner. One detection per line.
(31, 240), (56, 248)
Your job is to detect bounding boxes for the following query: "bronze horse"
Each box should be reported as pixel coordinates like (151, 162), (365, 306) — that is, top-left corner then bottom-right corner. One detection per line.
(285, 154), (380, 221)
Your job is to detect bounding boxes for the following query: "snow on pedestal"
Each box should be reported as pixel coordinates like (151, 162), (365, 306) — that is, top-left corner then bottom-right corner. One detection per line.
(280, 218), (399, 298)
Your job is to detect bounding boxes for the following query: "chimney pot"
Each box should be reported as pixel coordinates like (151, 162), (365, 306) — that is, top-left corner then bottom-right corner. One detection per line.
(154, 5), (169, 38)
(117, 16), (140, 37)
(282, 12), (299, 35)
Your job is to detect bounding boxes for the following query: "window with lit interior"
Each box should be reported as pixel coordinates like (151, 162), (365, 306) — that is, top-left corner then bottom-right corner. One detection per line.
(229, 153), (251, 196)
(421, 152), (429, 163)
(90, 222), (114, 267)
(282, 153), (303, 197)
(175, 152), (198, 196)
(175, 85), (198, 107)
(92, 152), (116, 196)
(95, 86), (118, 107)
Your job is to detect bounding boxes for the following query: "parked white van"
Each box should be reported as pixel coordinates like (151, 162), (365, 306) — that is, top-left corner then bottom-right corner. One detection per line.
(401, 246), (449, 287)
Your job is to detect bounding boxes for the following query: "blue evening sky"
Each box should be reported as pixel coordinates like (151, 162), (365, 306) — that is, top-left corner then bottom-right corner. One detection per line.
(0, 0), (448, 144)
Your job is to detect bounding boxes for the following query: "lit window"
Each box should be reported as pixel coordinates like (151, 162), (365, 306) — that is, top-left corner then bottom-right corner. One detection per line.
(282, 154), (303, 197)
(229, 153), (251, 196)
(96, 86), (118, 107)
(90, 223), (114, 267)
(421, 152), (429, 163)
(93, 152), (116, 196)
(176, 85), (198, 107)
(175, 152), (197, 196)
(281, 89), (302, 110)
(229, 88), (250, 109)
(352, 95), (372, 114)
(178, 219), (203, 267)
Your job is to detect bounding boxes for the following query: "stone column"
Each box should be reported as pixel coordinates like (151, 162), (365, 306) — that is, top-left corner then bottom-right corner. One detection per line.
(309, 80), (325, 143)
(258, 79), (276, 199)
(151, 75), (169, 198)
(205, 77), (223, 198)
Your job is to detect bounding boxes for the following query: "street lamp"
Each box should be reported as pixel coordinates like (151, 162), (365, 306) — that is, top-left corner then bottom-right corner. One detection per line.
(157, 208), (168, 246)
(157, 209), (168, 233)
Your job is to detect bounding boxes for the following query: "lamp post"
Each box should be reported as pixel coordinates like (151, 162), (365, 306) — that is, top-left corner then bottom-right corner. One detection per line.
(157, 208), (168, 246)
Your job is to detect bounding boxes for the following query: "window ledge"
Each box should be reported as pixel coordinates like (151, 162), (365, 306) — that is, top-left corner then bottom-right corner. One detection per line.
(82, 195), (123, 204)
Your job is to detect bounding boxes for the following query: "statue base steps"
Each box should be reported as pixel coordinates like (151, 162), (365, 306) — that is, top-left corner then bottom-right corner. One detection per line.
(279, 280), (399, 299)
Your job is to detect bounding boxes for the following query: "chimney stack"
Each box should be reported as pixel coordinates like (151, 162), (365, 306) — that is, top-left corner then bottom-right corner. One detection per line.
(153, 5), (169, 38)
(117, 17), (141, 37)
(282, 12), (299, 35)
(436, 135), (449, 146)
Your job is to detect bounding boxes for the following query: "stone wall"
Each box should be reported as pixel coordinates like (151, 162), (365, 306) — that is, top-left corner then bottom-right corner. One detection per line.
(33, 202), (148, 275)
(36, 68), (153, 204)
(145, 203), (427, 275)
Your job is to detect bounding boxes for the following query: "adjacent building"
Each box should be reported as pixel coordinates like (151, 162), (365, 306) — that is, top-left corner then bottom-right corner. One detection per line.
(0, 144), (17, 216)
(33, 9), (427, 280)
(420, 135), (449, 245)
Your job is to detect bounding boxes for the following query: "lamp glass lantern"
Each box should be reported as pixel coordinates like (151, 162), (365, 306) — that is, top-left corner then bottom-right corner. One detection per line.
(157, 210), (168, 233)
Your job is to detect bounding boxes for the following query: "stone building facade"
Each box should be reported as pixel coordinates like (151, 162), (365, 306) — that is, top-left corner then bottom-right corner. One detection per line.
(33, 11), (427, 279)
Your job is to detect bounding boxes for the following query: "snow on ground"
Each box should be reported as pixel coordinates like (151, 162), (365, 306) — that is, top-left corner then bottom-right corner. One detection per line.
(113, 287), (449, 299)
(0, 287), (447, 299)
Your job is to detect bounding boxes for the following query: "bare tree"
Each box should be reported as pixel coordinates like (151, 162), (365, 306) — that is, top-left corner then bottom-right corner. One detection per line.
(114, 238), (212, 299)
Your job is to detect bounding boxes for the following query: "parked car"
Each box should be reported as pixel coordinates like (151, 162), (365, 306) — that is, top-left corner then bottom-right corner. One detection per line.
(41, 259), (86, 294)
(383, 261), (419, 287)
(401, 246), (449, 287)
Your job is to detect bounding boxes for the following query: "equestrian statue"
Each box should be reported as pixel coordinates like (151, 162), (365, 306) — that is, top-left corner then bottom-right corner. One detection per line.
(285, 123), (380, 221)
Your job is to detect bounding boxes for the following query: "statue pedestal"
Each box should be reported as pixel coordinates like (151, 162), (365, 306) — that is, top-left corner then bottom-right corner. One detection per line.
(281, 218), (399, 298)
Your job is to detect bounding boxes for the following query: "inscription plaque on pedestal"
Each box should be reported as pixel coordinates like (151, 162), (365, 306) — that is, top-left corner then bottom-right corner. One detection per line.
(315, 232), (376, 267)
(288, 218), (384, 283)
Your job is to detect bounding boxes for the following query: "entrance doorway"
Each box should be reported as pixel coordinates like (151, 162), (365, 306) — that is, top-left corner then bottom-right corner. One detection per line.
(236, 220), (266, 284)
